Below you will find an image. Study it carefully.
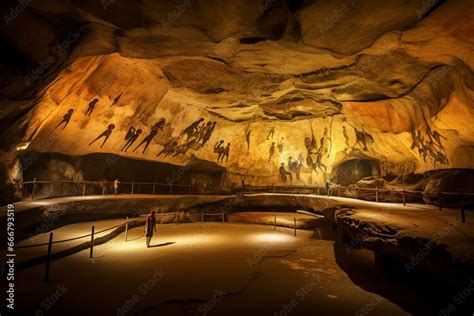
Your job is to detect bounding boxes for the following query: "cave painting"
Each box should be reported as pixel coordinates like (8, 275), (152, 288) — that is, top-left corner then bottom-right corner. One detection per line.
(122, 127), (142, 152)
(133, 129), (158, 154)
(279, 163), (292, 183)
(89, 124), (115, 148)
(278, 137), (285, 153)
(354, 125), (374, 152)
(342, 125), (350, 148)
(411, 128), (448, 166)
(245, 125), (251, 150)
(85, 98), (99, 116)
(214, 140), (231, 163)
(182, 118), (204, 142)
(268, 142), (276, 162)
(152, 117), (166, 131)
(267, 126), (275, 140)
(288, 155), (304, 180)
(305, 123), (328, 177)
(220, 143), (231, 163)
(109, 93), (123, 108)
(341, 118), (374, 152)
(319, 127), (332, 158)
(158, 141), (179, 157)
(55, 109), (74, 129)
(158, 118), (216, 158)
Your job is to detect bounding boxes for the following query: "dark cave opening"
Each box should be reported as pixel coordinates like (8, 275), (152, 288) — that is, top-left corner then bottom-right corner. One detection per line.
(16, 152), (226, 199)
(331, 158), (381, 186)
(239, 36), (269, 44)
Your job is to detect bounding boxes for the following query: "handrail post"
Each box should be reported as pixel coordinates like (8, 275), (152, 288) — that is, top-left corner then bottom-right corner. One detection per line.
(82, 181), (86, 196)
(90, 225), (95, 258)
(131, 181), (134, 195)
(44, 232), (53, 282)
(375, 187), (379, 203)
(460, 193), (466, 223)
(274, 213), (277, 230)
(402, 188), (406, 206)
(317, 186), (320, 196)
(152, 182), (156, 195)
(355, 185), (358, 199)
(438, 191), (442, 212)
(32, 177), (37, 200)
(125, 217), (129, 241)
(294, 217), (297, 236)
(201, 210), (204, 222)
(222, 211), (225, 223)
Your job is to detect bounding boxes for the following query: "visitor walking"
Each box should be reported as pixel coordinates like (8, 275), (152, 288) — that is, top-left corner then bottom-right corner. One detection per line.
(145, 211), (157, 248)
(113, 178), (120, 195)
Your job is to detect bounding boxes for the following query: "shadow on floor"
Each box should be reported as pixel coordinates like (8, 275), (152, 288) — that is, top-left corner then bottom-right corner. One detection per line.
(149, 242), (175, 248)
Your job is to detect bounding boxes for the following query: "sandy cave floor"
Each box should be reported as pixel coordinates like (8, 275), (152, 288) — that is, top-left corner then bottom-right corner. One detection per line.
(7, 221), (413, 316)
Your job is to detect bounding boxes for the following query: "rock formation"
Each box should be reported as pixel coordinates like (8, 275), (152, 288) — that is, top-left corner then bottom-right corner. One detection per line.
(1, 0), (473, 200)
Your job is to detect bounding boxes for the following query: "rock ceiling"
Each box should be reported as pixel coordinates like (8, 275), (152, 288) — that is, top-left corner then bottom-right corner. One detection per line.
(0, 0), (473, 184)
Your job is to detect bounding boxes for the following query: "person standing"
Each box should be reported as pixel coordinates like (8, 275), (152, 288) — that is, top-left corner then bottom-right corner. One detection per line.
(145, 211), (157, 248)
(113, 178), (120, 195)
(325, 181), (330, 197)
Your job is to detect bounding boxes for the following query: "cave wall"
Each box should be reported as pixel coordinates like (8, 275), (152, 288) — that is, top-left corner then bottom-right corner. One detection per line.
(11, 152), (224, 201)
(1, 0), (473, 194)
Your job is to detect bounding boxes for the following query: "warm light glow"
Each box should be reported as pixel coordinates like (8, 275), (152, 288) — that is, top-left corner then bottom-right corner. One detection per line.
(249, 232), (294, 243)
(16, 142), (30, 151)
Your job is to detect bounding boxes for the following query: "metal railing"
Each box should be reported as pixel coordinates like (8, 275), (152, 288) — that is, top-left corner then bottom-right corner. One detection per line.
(15, 179), (199, 200)
(233, 184), (474, 223)
(11, 180), (474, 223)
(233, 184), (474, 205)
(15, 210), (232, 281)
